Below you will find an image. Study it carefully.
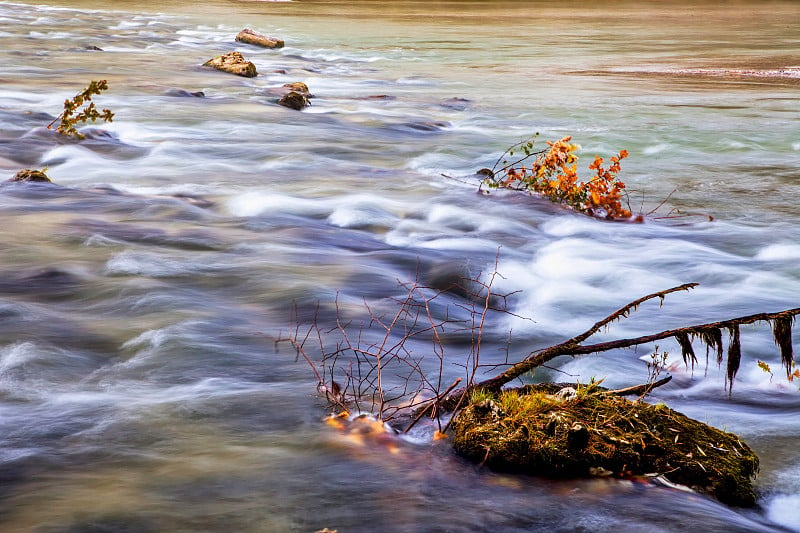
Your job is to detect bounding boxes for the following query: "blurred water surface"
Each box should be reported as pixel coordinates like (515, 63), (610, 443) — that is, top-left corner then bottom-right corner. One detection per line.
(0, 1), (799, 531)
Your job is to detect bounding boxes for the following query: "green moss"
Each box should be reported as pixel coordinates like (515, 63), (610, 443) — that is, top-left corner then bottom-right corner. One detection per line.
(451, 384), (759, 507)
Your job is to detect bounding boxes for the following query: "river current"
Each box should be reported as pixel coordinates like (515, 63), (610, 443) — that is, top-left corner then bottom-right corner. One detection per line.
(1, 1), (799, 531)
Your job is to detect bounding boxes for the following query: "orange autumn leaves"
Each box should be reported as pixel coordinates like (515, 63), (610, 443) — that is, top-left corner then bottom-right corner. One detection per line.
(484, 136), (632, 220)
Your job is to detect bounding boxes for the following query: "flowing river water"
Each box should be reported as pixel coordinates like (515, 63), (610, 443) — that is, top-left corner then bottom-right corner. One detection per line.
(1, 0), (799, 531)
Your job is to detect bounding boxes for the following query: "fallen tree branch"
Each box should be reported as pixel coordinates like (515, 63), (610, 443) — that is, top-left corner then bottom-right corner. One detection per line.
(460, 286), (799, 396)
(280, 273), (798, 427)
(607, 375), (672, 396)
(571, 283), (699, 345)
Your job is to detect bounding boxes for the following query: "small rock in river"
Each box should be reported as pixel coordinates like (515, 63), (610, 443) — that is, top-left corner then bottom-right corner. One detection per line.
(235, 28), (285, 49)
(282, 82), (311, 96)
(163, 88), (205, 98)
(278, 91), (310, 110)
(261, 82), (313, 99)
(273, 82), (312, 110)
(203, 51), (258, 78)
(353, 94), (396, 101)
(440, 97), (470, 110)
(7, 169), (52, 183)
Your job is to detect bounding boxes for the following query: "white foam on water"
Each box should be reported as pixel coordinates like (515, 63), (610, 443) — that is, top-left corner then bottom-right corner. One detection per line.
(765, 494), (800, 532)
(327, 202), (398, 229)
(642, 143), (671, 155)
(755, 243), (800, 261)
(104, 250), (224, 277)
(111, 183), (218, 197)
(417, 236), (502, 252)
(109, 20), (144, 30)
(297, 50), (388, 63)
(427, 204), (475, 229)
(227, 191), (331, 218)
(0, 342), (40, 374)
(121, 326), (181, 351)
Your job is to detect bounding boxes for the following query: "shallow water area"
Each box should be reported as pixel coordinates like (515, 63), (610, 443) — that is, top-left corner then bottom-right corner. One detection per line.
(1, 0), (799, 531)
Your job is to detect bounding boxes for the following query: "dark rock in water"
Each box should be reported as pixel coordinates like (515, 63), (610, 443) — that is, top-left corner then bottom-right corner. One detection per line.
(171, 193), (215, 209)
(235, 28), (285, 49)
(79, 129), (117, 141)
(7, 169), (51, 183)
(13, 127), (150, 163)
(397, 121), (451, 132)
(352, 94), (397, 101)
(85, 128), (150, 157)
(422, 262), (505, 308)
(260, 82), (313, 107)
(64, 218), (225, 251)
(18, 268), (81, 294)
(451, 384), (760, 507)
(423, 263), (477, 301)
(440, 97), (470, 110)
(163, 88), (205, 98)
(203, 51), (258, 78)
(278, 91), (310, 110)
(0, 267), (83, 301)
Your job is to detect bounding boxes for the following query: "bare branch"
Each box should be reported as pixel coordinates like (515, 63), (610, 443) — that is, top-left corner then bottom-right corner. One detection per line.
(473, 304), (800, 392)
(571, 283), (698, 346)
(607, 375), (673, 396)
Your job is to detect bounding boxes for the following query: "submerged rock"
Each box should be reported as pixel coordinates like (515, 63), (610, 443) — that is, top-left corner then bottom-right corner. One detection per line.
(7, 169), (51, 183)
(203, 51), (257, 78)
(163, 88), (205, 98)
(353, 94), (396, 101)
(451, 384), (760, 507)
(235, 28), (284, 49)
(440, 97), (471, 110)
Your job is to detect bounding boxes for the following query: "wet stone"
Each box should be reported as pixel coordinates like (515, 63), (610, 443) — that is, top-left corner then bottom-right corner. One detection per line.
(261, 82), (313, 109)
(7, 169), (51, 183)
(203, 51), (258, 78)
(440, 97), (470, 110)
(163, 88), (205, 98)
(278, 81), (312, 111)
(235, 28), (284, 49)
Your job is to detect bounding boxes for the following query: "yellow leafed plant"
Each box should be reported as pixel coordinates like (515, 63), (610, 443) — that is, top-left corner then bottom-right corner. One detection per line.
(481, 135), (633, 220)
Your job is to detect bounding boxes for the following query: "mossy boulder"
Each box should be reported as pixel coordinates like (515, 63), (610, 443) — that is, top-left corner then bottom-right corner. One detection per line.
(236, 28), (284, 49)
(451, 384), (759, 507)
(203, 51), (257, 78)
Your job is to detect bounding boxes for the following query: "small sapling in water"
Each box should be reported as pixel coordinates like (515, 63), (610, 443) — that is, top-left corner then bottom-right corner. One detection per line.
(47, 80), (114, 139)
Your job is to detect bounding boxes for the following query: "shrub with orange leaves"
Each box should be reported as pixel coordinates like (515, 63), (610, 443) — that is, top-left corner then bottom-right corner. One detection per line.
(481, 135), (632, 220)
